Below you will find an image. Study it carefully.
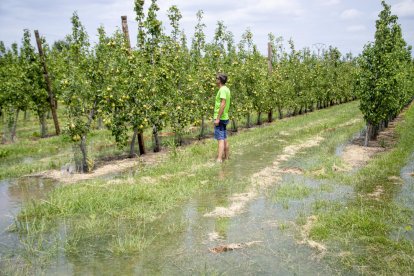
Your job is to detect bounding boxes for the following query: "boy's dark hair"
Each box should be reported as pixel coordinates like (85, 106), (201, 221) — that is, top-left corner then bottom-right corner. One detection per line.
(217, 73), (228, 85)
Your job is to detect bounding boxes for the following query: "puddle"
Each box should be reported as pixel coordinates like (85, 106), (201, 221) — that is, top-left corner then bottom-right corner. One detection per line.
(22, 157), (34, 164)
(335, 130), (365, 158)
(0, 177), (57, 251)
(45, 168), (354, 275)
(399, 156), (414, 209)
(131, 174), (351, 275)
(335, 143), (347, 157)
(393, 155), (414, 241)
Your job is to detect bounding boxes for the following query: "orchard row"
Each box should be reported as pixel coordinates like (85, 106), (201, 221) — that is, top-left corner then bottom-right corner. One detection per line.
(357, 1), (414, 145)
(1, 0), (412, 171)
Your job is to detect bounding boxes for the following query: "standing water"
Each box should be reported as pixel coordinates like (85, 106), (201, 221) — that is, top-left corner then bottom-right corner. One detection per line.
(0, 178), (57, 255)
(395, 155), (414, 241)
(2, 114), (366, 274)
(44, 139), (356, 275)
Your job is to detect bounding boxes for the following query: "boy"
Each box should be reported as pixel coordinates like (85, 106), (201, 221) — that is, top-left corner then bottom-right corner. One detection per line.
(213, 73), (231, 162)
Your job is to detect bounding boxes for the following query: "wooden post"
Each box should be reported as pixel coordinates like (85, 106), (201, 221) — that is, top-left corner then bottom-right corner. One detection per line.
(268, 42), (273, 74)
(267, 42), (273, 123)
(121, 16), (131, 50)
(34, 30), (60, 135)
(121, 15), (146, 155)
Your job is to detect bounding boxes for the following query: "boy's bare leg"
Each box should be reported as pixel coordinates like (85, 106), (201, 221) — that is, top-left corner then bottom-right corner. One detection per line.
(224, 139), (230, 160)
(217, 140), (225, 162)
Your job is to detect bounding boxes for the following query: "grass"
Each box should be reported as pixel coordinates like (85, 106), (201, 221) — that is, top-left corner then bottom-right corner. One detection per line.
(272, 183), (314, 202)
(308, 104), (414, 275)
(271, 181), (314, 210)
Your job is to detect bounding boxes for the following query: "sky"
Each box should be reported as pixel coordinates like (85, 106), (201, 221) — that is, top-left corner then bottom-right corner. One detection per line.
(1, 0), (414, 56)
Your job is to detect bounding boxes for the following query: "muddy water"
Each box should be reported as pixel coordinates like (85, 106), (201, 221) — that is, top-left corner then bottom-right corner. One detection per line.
(399, 155), (414, 210)
(50, 179), (353, 275)
(130, 175), (353, 275)
(0, 177), (57, 250)
(44, 138), (356, 275)
(0, 115), (366, 275)
(334, 131), (363, 158)
(395, 155), (414, 241)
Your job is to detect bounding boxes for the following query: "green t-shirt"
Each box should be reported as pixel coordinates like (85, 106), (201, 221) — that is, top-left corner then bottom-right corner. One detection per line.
(213, 85), (231, 120)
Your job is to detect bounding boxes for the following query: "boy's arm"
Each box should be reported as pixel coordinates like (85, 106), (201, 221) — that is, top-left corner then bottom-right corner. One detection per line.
(214, 99), (226, 126)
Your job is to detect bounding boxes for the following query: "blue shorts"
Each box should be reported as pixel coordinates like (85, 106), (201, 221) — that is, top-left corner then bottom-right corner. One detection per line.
(214, 120), (229, 140)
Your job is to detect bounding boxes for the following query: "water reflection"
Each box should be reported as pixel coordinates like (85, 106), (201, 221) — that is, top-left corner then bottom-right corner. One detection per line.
(0, 177), (57, 253)
(395, 156), (414, 241)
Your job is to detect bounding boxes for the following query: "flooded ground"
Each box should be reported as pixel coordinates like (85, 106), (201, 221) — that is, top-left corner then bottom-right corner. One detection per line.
(129, 175), (353, 275)
(3, 106), (411, 275)
(46, 172), (354, 275)
(8, 134), (358, 275)
(395, 155), (414, 241)
(0, 177), (58, 269)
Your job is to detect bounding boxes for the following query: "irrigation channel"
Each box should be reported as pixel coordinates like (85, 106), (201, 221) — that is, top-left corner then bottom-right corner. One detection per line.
(1, 102), (413, 275)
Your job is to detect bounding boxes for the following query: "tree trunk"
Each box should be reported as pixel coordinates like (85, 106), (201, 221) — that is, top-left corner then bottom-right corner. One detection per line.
(120, 17), (145, 155)
(74, 99), (97, 172)
(79, 135), (90, 173)
(364, 123), (379, 146)
(152, 125), (161, 152)
(138, 132), (145, 155)
(175, 133), (183, 146)
(364, 123), (371, 147)
(11, 109), (19, 143)
(129, 128), (138, 158)
(372, 124), (379, 140)
(1, 114), (7, 144)
(38, 111), (48, 138)
(267, 110), (273, 123)
(246, 114), (252, 128)
(257, 112), (262, 125)
(232, 119), (238, 132)
(199, 116), (206, 139)
(278, 106), (283, 119)
(293, 107), (299, 116)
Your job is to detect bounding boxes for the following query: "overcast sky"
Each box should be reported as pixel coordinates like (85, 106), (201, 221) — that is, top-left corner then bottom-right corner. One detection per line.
(1, 0), (414, 55)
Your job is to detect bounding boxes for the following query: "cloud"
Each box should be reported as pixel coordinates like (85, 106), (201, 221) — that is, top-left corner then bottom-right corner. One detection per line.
(340, 9), (363, 20)
(317, 0), (341, 6)
(158, 0), (304, 15)
(202, 1), (304, 27)
(244, 0), (304, 16)
(392, 0), (414, 18)
(346, 25), (366, 32)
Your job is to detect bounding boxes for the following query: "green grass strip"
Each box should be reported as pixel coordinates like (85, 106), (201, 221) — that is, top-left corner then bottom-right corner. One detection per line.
(310, 104), (414, 275)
